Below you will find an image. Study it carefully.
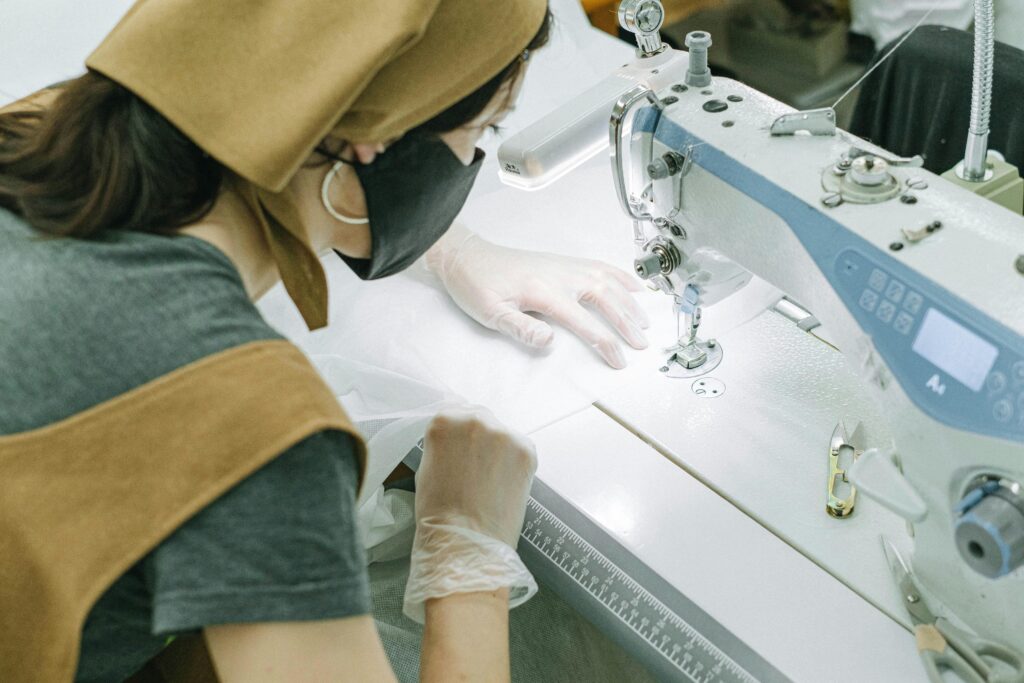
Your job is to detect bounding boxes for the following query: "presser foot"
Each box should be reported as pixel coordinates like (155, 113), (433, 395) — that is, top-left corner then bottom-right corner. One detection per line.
(659, 338), (723, 378)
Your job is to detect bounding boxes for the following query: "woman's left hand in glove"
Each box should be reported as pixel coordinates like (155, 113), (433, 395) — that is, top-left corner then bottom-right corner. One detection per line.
(425, 223), (650, 369)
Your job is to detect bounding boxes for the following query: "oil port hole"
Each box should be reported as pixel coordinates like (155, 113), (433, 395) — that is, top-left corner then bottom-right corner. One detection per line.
(968, 541), (985, 559)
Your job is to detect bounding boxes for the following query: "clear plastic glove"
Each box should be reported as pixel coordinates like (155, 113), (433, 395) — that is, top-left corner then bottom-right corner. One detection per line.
(425, 223), (649, 369)
(403, 406), (539, 623)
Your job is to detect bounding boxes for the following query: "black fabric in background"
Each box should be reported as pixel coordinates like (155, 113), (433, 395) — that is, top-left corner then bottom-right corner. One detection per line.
(849, 24), (1024, 175)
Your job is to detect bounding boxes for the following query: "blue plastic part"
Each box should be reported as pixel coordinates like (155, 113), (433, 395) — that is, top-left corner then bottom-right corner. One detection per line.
(637, 109), (1024, 443)
(957, 511), (1013, 577)
(676, 284), (700, 314)
(955, 481), (1002, 515)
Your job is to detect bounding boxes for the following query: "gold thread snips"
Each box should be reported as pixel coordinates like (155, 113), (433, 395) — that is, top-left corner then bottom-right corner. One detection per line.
(827, 420), (865, 518)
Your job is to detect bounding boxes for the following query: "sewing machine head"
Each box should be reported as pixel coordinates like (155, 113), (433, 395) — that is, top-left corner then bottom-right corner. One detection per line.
(498, 1), (1024, 648)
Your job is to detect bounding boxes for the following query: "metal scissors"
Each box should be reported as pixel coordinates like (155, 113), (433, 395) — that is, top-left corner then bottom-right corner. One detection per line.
(882, 537), (1024, 683)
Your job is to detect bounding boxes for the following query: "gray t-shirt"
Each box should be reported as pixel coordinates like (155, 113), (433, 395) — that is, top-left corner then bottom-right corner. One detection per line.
(0, 210), (370, 682)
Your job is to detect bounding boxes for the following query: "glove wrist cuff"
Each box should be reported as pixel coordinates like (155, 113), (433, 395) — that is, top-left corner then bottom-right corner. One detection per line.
(402, 521), (537, 624)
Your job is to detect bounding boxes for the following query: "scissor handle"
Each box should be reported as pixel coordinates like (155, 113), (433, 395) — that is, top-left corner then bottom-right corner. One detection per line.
(936, 619), (1024, 683)
(917, 624), (986, 683)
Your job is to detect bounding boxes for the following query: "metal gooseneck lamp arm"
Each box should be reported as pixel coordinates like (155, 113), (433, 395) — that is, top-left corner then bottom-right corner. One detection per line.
(957, 0), (996, 182)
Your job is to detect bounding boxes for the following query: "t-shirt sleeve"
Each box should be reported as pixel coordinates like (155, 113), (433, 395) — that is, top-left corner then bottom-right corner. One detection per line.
(142, 429), (370, 634)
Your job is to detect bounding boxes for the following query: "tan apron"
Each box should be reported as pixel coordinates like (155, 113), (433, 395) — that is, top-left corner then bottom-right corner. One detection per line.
(0, 340), (366, 683)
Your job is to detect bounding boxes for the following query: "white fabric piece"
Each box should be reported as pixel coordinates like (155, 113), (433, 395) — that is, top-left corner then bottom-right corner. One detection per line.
(311, 355), (463, 560)
(260, 162), (782, 436)
(313, 355), (462, 504)
(362, 489), (417, 564)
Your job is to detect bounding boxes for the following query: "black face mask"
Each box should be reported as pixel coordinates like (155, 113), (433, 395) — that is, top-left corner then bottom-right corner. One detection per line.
(333, 134), (485, 280)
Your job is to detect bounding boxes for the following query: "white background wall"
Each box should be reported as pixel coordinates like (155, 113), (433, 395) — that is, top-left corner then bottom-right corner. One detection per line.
(0, 0), (133, 105)
(3, 0), (1022, 108)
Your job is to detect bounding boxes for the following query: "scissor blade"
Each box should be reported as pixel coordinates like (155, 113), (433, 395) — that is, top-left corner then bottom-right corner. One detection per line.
(881, 536), (912, 582)
(848, 421), (867, 450)
(881, 536), (937, 624)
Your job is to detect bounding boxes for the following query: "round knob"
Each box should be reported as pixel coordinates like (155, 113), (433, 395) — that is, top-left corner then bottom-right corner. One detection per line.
(684, 30), (712, 51)
(849, 155), (891, 187)
(635, 3), (664, 32)
(955, 488), (1024, 578)
(647, 152), (685, 180)
(618, 1), (666, 56)
(634, 253), (663, 280)
(619, 0), (665, 35)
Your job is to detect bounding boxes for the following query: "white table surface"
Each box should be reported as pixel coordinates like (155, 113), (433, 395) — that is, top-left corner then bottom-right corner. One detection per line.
(597, 307), (918, 629)
(530, 405), (924, 682)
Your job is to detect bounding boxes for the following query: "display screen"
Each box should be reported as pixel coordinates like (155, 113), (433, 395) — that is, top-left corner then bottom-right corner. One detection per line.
(911, 308), (998, 392)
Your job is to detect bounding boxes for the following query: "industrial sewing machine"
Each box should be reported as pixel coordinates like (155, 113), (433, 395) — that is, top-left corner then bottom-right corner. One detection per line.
(499, 0), (1024, 659)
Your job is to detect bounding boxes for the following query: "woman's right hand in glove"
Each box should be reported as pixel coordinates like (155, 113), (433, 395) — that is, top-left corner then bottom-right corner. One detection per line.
(403, 406), (538, 623)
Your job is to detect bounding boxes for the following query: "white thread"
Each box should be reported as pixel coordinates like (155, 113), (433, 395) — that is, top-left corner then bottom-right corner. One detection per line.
(831, 8), (936, 111)
(321, 161), (369, 225)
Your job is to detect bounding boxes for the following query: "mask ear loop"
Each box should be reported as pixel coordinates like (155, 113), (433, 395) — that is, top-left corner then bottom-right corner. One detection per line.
(321, 160), (369, 225)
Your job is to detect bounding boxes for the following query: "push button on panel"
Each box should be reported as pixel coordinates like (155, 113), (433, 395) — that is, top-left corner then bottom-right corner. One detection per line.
(893, 312), (915, 335)
(1013, 361), (1024, 384)
(859, 289), (879, 312)
(884, 279), (905, 304)
(903, 291), (923, 314)
(987, 371), (1008, 394)
(876, 300), (897, 323)
(993, 399), (1014, 423)
(869, 269), (888, 292)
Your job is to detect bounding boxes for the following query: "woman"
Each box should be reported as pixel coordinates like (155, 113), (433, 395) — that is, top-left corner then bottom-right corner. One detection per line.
(0, 1), (650, 681)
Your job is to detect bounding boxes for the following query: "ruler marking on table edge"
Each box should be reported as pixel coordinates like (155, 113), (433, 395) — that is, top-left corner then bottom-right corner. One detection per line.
(523, 494), (753, 683)
(403, 441), (790, 683)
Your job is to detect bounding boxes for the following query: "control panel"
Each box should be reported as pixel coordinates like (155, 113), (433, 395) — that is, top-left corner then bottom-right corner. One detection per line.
(834, 248), (1024, 442)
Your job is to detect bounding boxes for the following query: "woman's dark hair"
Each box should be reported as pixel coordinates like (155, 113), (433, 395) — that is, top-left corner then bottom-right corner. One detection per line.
(0, 76), (224, 237)
(0, 9), (552, 239)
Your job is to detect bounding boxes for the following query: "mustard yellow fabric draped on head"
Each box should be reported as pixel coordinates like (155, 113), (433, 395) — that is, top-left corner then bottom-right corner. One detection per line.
(86, 0), (547, 329)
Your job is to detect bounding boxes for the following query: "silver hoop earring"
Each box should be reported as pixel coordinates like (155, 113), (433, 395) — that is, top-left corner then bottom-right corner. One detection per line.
(321, 161), (369, 225)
